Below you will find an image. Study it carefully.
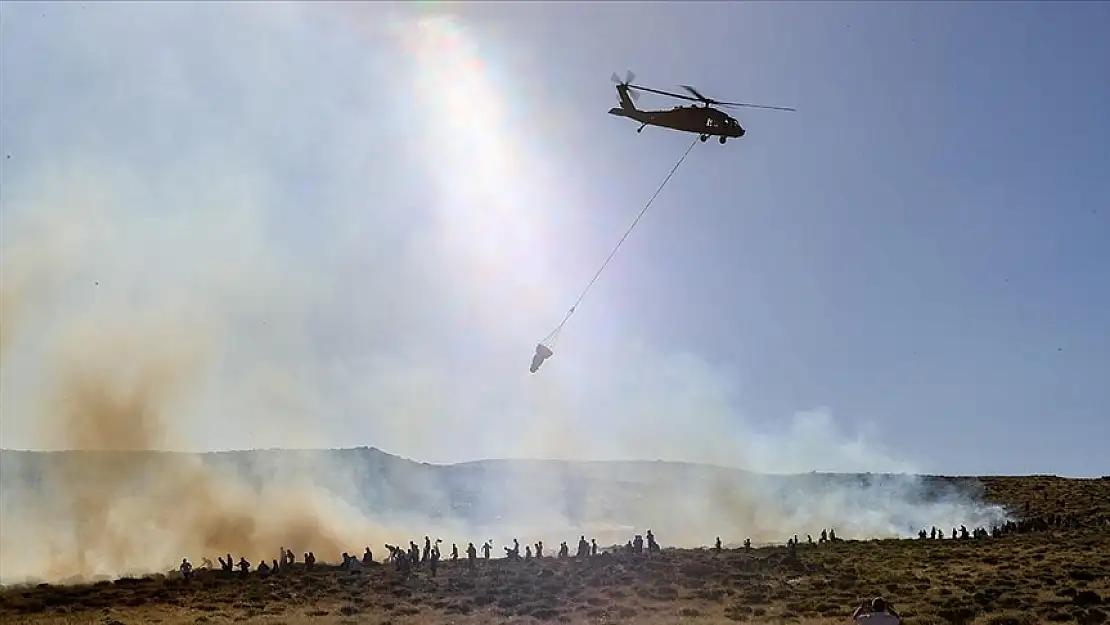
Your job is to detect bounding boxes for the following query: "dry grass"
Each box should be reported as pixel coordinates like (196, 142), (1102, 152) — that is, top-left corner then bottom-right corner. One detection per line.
(2, 476), (1108, 625)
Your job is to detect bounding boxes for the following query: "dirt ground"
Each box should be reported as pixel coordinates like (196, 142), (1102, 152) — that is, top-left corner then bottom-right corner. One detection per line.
(2, 475), (1108, 625)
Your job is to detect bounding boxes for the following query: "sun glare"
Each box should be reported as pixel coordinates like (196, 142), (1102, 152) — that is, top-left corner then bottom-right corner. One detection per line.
(398, 14), (570, 344)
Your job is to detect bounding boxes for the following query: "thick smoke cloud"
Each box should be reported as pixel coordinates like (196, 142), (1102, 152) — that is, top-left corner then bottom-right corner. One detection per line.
(0, 2), (1010, 585)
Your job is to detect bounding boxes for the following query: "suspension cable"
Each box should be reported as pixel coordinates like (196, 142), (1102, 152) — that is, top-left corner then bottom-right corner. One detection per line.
(540, 135), (700, 347)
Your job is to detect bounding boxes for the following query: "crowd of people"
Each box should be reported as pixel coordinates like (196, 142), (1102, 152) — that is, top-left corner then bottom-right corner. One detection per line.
(167, 509), (1108, 625)
(177, 508), (1110, 581)
(178, 529), (668, 580)
(177, 507), (1107, 582)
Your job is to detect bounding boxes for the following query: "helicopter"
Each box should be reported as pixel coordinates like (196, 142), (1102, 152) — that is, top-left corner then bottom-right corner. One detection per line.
(607, 71), (795, 144)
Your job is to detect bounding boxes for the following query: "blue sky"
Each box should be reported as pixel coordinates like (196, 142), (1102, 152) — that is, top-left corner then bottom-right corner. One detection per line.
(1, 1), (1107, 477)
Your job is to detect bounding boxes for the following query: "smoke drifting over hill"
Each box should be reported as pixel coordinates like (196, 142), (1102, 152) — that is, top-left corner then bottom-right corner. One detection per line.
(0, 177), (1012, 584)
(0, 2), (1012, 585)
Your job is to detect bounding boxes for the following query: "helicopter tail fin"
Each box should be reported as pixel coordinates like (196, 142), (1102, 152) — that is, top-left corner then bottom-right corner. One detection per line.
(614, 84), (637, 113)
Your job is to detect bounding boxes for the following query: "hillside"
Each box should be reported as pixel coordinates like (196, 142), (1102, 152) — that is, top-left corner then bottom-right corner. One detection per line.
(1, 468), (1108, 625)
(2, 449), (1108, 581)
(5, 447), (1107, 541)
(0, 447), (1014, 543)
(0, 446), (1024, 520)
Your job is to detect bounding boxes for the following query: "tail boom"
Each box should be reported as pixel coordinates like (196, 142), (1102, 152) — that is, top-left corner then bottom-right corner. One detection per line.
(614, 84), (637, 113)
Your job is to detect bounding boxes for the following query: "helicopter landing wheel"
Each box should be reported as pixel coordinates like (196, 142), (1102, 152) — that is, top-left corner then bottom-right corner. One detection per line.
(637, 127), (643, 133)
(719, 136), (727, 145)
(699, 134), (708, 142)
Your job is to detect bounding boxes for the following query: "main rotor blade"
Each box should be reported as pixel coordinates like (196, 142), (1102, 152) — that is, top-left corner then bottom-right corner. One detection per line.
(681, 85), (707, 101)
(678, 84), (796, 111)
(627, 84), (701, 103)
(718, 102), (797, 112)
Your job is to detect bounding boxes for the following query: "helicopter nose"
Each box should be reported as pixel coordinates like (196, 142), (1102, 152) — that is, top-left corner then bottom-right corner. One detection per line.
(737, 127), (746, 137)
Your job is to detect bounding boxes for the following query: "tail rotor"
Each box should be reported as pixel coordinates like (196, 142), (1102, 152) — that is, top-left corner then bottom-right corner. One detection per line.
(611, 70), (639, 103)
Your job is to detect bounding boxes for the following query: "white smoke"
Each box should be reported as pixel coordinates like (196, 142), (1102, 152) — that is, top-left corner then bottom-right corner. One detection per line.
(0, 1), (1012, 585)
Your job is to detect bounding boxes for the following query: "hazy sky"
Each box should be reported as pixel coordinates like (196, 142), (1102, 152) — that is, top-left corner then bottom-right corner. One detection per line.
(1, 1), (1107, 477)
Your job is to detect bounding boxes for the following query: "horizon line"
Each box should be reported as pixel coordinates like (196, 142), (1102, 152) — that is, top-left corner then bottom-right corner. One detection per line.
(1, 446), (1102, 479)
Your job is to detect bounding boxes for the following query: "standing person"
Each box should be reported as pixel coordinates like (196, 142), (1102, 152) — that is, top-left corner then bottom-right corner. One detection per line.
(853, 597), (901, 625)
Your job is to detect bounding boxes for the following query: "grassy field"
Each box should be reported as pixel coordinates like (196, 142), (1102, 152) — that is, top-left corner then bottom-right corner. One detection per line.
(2, 476), (1108, 625)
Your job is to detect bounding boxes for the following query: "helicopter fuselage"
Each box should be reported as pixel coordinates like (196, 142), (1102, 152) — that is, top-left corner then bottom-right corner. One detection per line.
(608, 102), (746, 144)
(606, 81), (781, 144)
